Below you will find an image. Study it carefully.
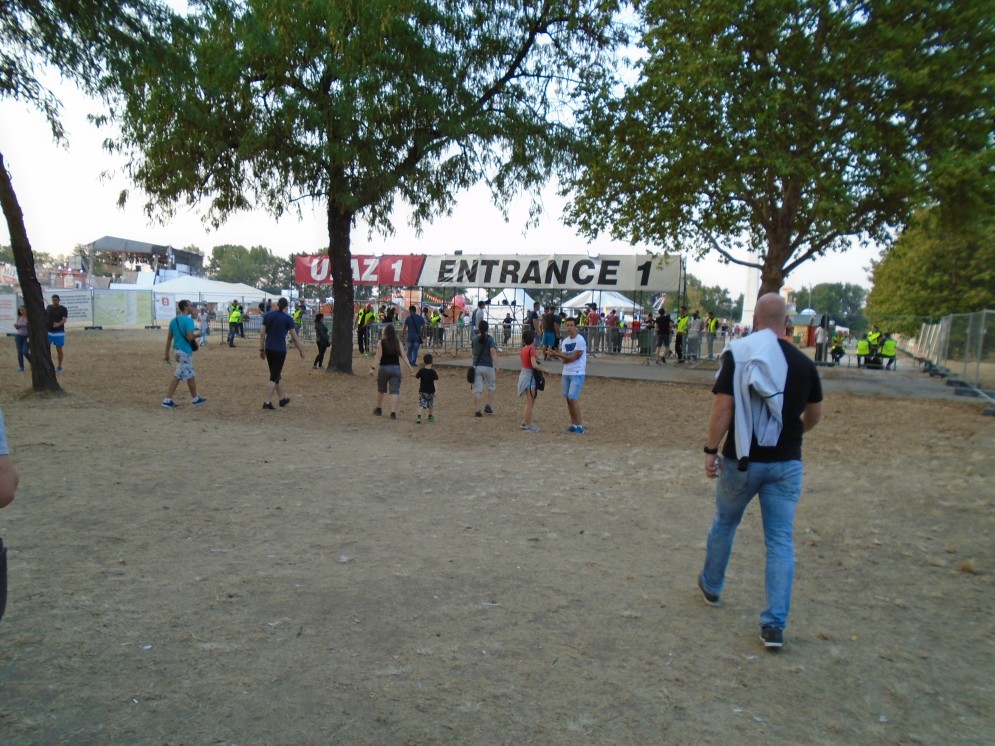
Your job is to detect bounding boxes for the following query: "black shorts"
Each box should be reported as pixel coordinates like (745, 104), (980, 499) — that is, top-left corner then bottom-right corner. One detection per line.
(265, 349), (287, 383)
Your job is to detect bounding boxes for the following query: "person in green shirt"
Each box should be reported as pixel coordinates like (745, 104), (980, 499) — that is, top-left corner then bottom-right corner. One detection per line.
(227, 303), (242, 347)
(855, 333), (870, 367)
(880, 333), (898, 370)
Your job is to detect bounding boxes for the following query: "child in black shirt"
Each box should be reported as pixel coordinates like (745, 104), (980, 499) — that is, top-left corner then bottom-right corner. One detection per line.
(414, 353), (439, 424)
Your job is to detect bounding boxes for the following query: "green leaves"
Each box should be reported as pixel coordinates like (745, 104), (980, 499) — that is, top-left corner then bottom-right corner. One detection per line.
(564, 0), (995, 293)
(109, 0), (625, 235)
(1, 0), (179, 137)
(866, 209), (995, 334)
(207, 243), (293, 294)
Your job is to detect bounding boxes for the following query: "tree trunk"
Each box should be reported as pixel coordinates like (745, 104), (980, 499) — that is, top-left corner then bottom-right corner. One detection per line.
(326, 201), (355, 373)
(759, 183), (804, 296)
(759, 253), (786, 296)
(0, 151), (62, 393)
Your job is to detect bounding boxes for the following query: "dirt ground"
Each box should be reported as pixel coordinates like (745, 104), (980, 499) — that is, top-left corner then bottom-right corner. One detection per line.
(0, 329), (992, 745)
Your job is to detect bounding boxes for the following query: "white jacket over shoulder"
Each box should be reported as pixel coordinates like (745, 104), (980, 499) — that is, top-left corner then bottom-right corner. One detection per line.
(726, 328), (788, 462)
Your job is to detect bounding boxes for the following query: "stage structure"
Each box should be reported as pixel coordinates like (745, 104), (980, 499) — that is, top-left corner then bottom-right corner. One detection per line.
(83, 236), (205, 278)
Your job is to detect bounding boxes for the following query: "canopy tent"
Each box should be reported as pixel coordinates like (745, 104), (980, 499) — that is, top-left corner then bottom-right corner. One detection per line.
(561, 289), (640, 315)
(488, 287), (537, 309)
(111, 275), (268, 304)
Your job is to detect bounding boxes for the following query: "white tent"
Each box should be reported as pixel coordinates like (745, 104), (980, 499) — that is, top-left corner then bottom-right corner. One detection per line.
(562, 289), (640, 314)
(111, 275), (268, 304)
(488, 287), (537, 310)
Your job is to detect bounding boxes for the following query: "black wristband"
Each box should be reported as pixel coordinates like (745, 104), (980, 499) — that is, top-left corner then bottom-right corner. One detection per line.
(703, 445), (719, 455)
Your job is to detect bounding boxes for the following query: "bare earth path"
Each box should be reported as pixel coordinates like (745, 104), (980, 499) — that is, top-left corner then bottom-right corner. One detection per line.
(0, 330), (992, 745)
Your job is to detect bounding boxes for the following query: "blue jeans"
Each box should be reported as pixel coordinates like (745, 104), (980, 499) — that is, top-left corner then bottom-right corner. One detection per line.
(15, 335), (30, 369)
(701, 457), (804, 630)
(406, 337), (421, 366)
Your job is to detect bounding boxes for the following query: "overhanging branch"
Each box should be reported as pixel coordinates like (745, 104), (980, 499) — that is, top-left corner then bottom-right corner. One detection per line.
(691, 221), (763, 270)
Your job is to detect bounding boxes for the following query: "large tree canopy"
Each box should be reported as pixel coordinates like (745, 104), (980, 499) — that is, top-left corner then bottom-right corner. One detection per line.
(865, 210), (995, 335)
(564, 0), (995, 295)
(1, 0), (176, 392)
(108, 0), (626, 372)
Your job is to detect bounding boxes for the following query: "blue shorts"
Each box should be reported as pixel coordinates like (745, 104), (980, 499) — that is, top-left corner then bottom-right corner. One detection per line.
(561, 374), (585, 401)
(541, 331), (557, 347)
(48, 331), (66, 347)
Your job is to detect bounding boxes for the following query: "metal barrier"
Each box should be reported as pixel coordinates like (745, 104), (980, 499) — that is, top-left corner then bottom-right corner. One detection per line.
(351, 322), (659, 359)
(902, 310), (994, 393)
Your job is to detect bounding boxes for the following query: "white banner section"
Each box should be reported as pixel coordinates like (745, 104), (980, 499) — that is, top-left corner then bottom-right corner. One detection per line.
(42, 289), (92, 324)
(419, 254), (680, 292)
(0, 293), (17, 335)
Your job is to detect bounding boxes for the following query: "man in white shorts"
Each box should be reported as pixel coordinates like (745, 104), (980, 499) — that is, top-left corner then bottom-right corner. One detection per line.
(162, 299), (207, 409)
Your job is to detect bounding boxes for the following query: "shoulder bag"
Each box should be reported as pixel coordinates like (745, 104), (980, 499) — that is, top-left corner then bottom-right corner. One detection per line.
(532, 367), (545, 391)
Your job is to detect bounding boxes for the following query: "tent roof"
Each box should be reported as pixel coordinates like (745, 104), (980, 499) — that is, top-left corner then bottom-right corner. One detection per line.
(561, 289), (640, 313)
(110, 275), (268, 302)
(488, 287), (537, 308)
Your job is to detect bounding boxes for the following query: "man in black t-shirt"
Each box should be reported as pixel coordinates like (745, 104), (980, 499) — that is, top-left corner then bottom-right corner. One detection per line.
(655, 311), (672, 364)
(45, 294), (69, 372)
(527, 302), (541, 338)
(697, 293), (823, 652)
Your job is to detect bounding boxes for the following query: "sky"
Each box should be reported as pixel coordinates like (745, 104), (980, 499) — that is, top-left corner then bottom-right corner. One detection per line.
(1, 74), (881, 301)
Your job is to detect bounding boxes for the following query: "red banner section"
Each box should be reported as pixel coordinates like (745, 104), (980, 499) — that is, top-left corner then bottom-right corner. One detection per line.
(295, 254), (427, 286)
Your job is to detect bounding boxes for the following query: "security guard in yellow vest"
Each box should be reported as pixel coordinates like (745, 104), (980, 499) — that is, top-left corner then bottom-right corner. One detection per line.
(867, 325), (882, 355)
(356, 303), (376, 354)
(706, 312), (720, 360)
(855, 333), (870, 367)
(227, 304), (242, 347)
(830, 336), (845, 365)
(880, 333), (897, 370)
(428, 309), (441, 346)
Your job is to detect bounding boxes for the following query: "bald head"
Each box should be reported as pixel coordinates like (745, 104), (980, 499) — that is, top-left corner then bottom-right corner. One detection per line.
(753, 293), (788, 333)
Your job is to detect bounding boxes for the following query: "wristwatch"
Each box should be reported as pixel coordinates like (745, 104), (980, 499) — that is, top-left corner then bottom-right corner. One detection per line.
(703, 444), (719, 455)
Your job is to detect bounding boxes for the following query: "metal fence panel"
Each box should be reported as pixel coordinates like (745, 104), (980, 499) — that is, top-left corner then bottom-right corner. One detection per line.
(909, 309), (994, 390)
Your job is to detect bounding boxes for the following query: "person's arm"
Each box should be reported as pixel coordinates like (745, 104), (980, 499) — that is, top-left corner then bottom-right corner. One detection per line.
(369, 340), (382, 375)
(164, 322), (174, 361)
(489, 338), (499, 372)
(259, 322), (267, 359)
(551, 345), (581, 363)
(801, 401), (823, 432)
(704, 393), (734, 478)
(0, 455), (18, 508)
(288, 327), (304, 358)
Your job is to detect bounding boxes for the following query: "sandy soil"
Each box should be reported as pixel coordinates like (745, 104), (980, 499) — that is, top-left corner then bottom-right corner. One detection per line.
(0, 330), (992, 745)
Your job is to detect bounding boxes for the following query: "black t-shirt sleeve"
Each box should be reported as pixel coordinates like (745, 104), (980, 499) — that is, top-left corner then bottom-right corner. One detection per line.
(713, 351), (734, 395)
